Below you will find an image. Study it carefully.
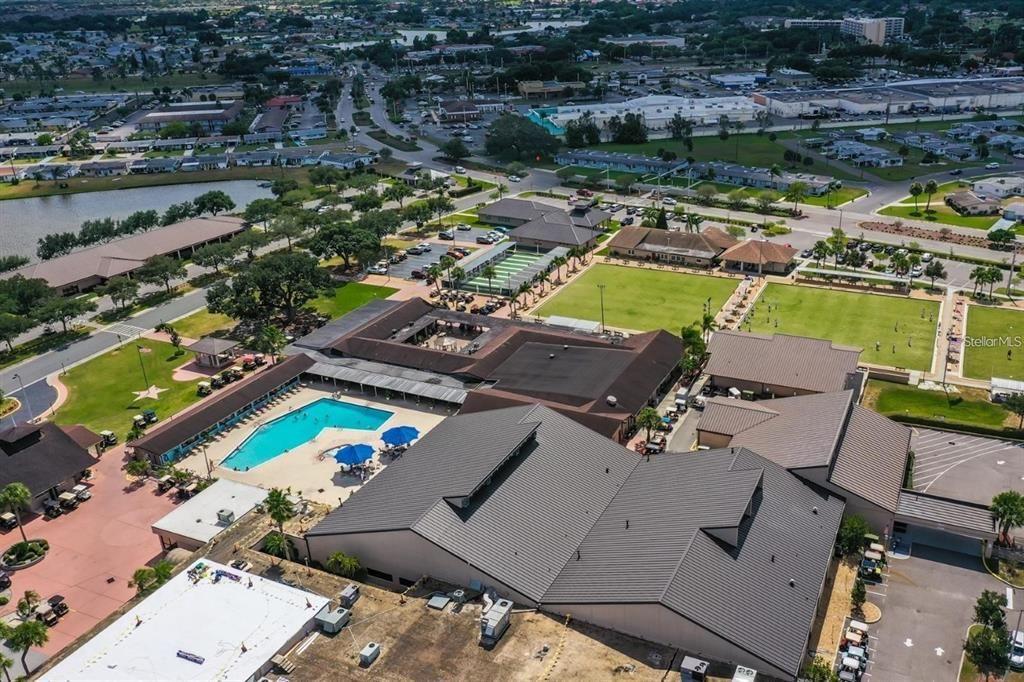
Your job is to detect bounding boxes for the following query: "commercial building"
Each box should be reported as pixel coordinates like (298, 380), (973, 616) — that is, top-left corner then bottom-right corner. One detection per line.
(306, 404), (844, 680)
(507, 211), (604, 250)
(3, 216), (246, 295)
(39, 559), (329, 682)
(151, 479), (268, 551)
(755, 78), (1024, 118)
(305, 297), (681, 441)
(0, 422), (98, 513)
(704, 331), (863, 397)
(719, 240), (799, 275)
(517, 80), (587, 99)
(600, 34), (687, 49)
(606, 226), (737, 267)
(438, 100), (481, 122)
(478, 197), (610, 230)
(945, 191), (1002, 216)
(137, 101), (244, 133)
(555, 149), (686, 176)
(698, 389), (910, 529)
(129, 354), (315, 466)
(529, 95), (763, 136)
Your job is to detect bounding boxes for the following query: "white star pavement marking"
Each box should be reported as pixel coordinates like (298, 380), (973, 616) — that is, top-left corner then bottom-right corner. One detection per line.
(905, 638), (914, 647)
(935, 647), (944, 656)
(133, 385), (168, 400)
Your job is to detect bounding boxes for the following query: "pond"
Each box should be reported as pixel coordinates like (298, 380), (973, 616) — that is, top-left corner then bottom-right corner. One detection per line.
(0, 180), (273, 259)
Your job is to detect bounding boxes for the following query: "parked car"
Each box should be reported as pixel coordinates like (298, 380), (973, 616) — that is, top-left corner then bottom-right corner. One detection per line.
(476, 235), (494, 244)
(986, 162), (1000, 169)
(456, 223), (472, 231)
(921, 252), (933, 262)
(406, 245), (425, 256)
(621, 216), (635, 225)
(508, 175), (521, 182)
(454, 166), (466, 174)
(410, 268), (428, 279)
(662, 197), (677, 205)
(949, 168), (963, 176)
(438, 230), (455, 240)
(446, 249), (464, 260)
(367, 261), (389, 275)
(644, 434), (667, 454)
(1010, 630), (1024, 670)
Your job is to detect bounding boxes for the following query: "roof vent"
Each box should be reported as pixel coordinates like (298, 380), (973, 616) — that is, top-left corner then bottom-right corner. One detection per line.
(812, 506), (818, 515)
(549, 353), (556, 359)
(606, 395), (617, 406)
(216, 509), (235, 525)
(789, 579), (796, 588)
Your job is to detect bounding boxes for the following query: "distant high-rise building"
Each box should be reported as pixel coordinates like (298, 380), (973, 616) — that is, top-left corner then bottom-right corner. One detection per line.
(784, 16), (904, 45)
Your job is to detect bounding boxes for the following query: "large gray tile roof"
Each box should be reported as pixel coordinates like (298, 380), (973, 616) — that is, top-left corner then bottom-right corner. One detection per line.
(896, 490), (995, 538)
(830, 405), (911, 513)
(545, 447), (844, 678)
(308, 405), (636, 601)
(706, 330), (862, 394)
(309, 406), (845, 677)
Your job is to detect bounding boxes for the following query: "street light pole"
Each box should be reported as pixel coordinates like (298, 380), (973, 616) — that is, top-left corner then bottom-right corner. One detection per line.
(597, 283), (606, 333)
(12, 374), (33, 423)
(135, 345), (150, 392)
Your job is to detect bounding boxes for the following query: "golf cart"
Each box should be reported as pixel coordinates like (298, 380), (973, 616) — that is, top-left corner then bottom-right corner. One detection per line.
(644, 434), (667, 454)
(156, 475), (175, 493)
(34, 604), (58, 626)
(42, 500), (62, 518)
(142, 409), (158, 425)
(0, 512), (16, 531)
(197, 381), (212, 396)
(71, 484), (91, 501)
(859, 557), (883, 581)
(0, 570), (11, 590)
(210, 375), (225, 389)
(48, 595), (69, 618)
(99, 430), (117, 450)
(58, 491), (79, 511)
(132, 414), (146, 429)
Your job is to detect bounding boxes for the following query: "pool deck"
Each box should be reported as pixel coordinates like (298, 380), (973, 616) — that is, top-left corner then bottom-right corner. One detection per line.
(176, 385), (451, 506)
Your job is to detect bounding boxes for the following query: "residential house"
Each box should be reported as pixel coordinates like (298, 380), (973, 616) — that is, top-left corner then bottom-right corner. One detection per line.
(945, 191), (1002, 215)
(179, 154), (229, 172)
(234, 151), (279, 167)
(319, 152), (376, 170)
(78, 160), (128, 177)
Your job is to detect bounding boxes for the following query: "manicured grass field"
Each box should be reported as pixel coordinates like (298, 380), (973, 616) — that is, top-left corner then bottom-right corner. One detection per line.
(171, 309), (236, 339)
(749, 284), (939, 370)
(536, 264), (738, 332)
(963, 305), (1024, 380)
(866, 381), (1009, 430)
(54, 338), (201, 441)
(309, 282), (397, 318)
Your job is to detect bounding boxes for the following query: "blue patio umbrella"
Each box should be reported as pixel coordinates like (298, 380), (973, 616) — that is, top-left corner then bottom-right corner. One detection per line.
(381, 425), (420, 446)
(334, 443), (374, 467)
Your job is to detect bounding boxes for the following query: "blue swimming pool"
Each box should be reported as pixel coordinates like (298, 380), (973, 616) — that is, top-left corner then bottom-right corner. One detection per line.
(220, 398), (393, 471)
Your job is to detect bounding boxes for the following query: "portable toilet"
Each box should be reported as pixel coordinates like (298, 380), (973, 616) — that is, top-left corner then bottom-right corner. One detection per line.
(681, 656), (709, 682)
(340, 584), (360, 608)
(359, 642), (381, 667)
(314, 604), (351, 634)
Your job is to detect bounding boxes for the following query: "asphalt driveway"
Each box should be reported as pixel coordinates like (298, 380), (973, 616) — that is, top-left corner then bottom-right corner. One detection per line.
(868, 544), (1001, 682)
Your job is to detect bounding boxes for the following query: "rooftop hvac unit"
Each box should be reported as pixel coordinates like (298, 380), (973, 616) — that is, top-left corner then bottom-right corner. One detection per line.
(680, 656), (709, 682)
(216, 509), (235, 525)
(732, 666), (757, 682)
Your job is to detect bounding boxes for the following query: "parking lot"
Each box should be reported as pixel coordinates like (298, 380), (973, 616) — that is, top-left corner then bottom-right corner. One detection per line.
(386, 229), (497, 280)
(867, 544), (1000, 682)
(910, 427), (1024, 504)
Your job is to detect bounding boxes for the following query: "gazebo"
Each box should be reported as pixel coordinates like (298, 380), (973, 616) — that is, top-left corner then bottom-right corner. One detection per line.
(186, 337), (241, 368)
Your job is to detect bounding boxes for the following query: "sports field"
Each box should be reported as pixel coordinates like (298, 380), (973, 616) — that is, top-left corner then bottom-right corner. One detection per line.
(963, 305), (1024, 380)
(464, 251), (544, 293)
(748, 284), (939, 370)
(536, 264), (738, 332)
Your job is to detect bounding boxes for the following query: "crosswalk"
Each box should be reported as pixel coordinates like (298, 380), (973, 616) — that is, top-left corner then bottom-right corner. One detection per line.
(102, 322), (149, 340)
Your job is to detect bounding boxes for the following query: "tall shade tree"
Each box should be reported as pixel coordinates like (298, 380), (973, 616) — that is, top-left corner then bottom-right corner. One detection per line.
(136, 255), (187, 295)
(99, 276), (140, 311)
(0, 483), (31, 544)
(9, 619), (47, 674)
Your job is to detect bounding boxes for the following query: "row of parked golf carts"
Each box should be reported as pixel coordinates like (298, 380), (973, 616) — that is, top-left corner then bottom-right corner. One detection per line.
(0, 484), (92, 525)
(839, 618), (871, 680)
(196, 354), (266, 396)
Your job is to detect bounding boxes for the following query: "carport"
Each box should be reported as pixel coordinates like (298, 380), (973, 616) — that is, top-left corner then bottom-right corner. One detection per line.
(895, 489), (996, 555)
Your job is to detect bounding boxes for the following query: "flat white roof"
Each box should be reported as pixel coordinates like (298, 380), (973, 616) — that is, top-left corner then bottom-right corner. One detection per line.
(42, 560), (329, 682)
(151, 480), (268, 545)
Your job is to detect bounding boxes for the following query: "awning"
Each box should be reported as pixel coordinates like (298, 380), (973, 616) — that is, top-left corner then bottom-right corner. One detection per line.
(307, 362), (468, 404)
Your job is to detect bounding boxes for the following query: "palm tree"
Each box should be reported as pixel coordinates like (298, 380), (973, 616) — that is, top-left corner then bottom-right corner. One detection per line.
(825, 180), (842, 209)
(812, 240), (829, 266)
(925, 259), (947, 291)
(258, 326), (287, 364)
(125, 458), (151, 480)
(641, 206), (661, 227)
(991, 490), (1024, 545)
(15, 591), (40, 621)
(426, 263), (443, 295)
(923, 179), (938, 213)
(9, 619), (47, 675)
(783, 181), (808, 212)
(131, 566), (157, 595)
(551, 255), (568, 284)
(264, 488), (295, 562)
(0, 651), (15, 682)
(909, 182), (924, 213)
(450, 266), (465, 292)
(326, 551), (363, 578)
(969, 265), (988, 297)
(636, 406), (662, 441)
(439, 254), (456, 288)
(262, 531), (292, 565)
(482, 264), (497, 296)
(700, 311), (717, 343)
(0, 483), (31, 544)
(516, 281), (532, 310)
